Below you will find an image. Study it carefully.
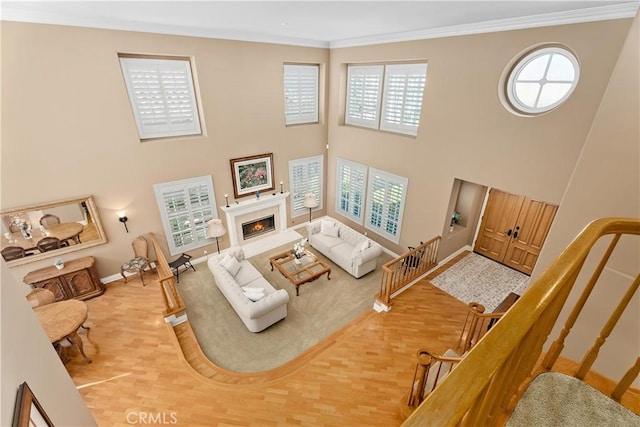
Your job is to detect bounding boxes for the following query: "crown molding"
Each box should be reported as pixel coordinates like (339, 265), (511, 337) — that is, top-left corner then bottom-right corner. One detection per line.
(329, 3), (640, 48)
(0, 6), (329, 48)
(1, 2), (637, 49)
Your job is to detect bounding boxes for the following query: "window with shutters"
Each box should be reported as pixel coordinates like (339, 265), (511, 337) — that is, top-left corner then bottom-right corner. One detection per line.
(284, 64), (319, 125)
(364, 168), (408, 243)
(119, 55), (202, 140)
(345, 65), (384, 130)
(345, 62), (427, 136)
(153, 175), (217, 255)
(336, 157), (368, 225)
(289, 155), (324, 218)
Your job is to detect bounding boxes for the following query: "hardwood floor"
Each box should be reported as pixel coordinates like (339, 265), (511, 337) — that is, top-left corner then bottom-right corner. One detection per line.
(65, 256), (470, 426)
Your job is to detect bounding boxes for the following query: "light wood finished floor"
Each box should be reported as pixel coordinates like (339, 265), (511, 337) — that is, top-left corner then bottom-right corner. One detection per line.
(65, 255), (470, 426)
(64, 253), (638, 425)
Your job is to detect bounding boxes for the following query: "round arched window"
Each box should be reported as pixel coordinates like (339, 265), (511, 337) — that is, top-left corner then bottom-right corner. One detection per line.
(506, 46), (580, 115)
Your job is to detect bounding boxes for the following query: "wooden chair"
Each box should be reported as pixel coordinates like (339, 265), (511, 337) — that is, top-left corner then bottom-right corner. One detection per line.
(120, 236), (151, 286)
(37, 237), (63, 252)
(25, 288), (56, 308)
(39, 214), (61, 227)
(1, 246), (25, 261)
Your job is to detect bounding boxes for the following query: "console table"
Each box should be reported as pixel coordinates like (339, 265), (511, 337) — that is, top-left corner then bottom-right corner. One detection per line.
(23, 256), (104, 302)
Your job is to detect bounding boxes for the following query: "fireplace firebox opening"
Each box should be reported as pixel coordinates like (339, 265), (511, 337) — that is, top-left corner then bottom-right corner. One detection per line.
(242, 215), (276, 240)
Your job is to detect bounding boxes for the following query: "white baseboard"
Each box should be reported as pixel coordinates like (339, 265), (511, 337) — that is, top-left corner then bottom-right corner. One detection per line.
(373, 300), (391, 313)
(164, 312), (188, 326)
(438, 245), (473, 266)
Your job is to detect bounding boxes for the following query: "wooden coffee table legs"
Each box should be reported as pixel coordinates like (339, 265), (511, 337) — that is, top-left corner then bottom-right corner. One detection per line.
(294, 270), (331, 296)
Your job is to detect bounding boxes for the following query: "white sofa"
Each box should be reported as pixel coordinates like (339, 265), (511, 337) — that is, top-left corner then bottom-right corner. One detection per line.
(207, 246), (289, 332)
(306, 217), (383, 278)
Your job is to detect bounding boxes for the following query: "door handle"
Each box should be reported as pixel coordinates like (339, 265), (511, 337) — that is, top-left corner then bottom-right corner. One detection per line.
(506, 229), (512, 236)
(513, 226), (520, 239)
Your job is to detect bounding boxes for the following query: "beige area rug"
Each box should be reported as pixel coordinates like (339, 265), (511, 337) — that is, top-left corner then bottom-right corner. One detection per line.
(176, 244), (393, 372)
(431, 252), (530, 312)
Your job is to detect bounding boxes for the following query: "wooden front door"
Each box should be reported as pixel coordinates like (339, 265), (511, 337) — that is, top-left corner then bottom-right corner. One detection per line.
(474, 189), (558, 275)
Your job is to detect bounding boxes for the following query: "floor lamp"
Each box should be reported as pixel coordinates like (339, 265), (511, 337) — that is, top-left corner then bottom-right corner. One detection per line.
(303, 193), (319, 223)
(206, 219), (227, 254)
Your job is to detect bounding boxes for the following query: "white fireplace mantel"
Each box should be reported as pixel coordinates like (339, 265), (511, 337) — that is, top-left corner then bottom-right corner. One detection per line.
(221, 191), (289, 246)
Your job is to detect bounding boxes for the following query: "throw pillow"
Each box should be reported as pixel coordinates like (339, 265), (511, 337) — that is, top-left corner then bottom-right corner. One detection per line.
(320, 219), (339, 237)
(243, 286), (264, 293)
(243, 291), (265, 302)
(358, 239), (370, 253)
(221, 255), (241, 277)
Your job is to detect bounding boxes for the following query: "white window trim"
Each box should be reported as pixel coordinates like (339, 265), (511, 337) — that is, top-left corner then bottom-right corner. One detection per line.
(364, 168), (408, 244)
(506, 46), (580, 115)
(380, 63), (428, 136)
(345, 62), (427, 136)
(284, 64), (319, 125)
(345, 64), (384, 130)
(289, 155), (324, 218)
(335, 157), (368, 225)
(119, 56), (202, 140)
(153, 175), (217, 255)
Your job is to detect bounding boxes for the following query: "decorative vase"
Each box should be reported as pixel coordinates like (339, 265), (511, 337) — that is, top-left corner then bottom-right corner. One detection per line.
(294, 257), (302, 265)
(255, 190), (260, 199)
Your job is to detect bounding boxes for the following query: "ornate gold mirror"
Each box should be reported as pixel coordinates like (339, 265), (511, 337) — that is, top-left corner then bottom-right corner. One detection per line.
(1, 195), (107, 266)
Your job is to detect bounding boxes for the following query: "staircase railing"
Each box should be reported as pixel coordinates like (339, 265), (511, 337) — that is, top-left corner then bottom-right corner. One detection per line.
(376, 236), (440, 307)
(402, 217), (640, 426)
(149, 232), (186, 319)
(401, 301), (509, 418)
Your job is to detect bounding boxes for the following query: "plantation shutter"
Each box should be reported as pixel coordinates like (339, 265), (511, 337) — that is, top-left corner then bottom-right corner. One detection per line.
(380, 63), (427, 136)
(289, 155), (324, 218)
(284, 64), (319, 125)
(365, 168), (408, 244)
(154, 176), (216, 255)
(120, 57), (202, 139)
(336, 158), (368, 225)
(345, 65), (384, 130)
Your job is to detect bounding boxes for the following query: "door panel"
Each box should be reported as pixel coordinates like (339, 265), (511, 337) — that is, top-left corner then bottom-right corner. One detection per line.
(474, 189), (524, 263)
(503, 199), (558, 274)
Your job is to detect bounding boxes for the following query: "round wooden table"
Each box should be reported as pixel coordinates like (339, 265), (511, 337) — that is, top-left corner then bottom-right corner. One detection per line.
(33, 299), (92, 363)
(1, 222), (84, 252)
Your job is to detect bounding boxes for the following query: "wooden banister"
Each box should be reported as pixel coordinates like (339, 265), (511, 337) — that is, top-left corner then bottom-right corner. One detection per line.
(376, 236), (440, 307)
(149, 232), (186, 319)
(402, 217), (640, 426)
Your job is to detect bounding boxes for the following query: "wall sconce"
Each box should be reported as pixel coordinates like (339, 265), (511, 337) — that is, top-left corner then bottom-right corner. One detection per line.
(118, 210), (129, 233)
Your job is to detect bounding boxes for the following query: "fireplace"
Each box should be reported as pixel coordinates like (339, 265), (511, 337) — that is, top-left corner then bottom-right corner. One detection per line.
(242, 215), (276, 240)
(221, 191), (289, 247)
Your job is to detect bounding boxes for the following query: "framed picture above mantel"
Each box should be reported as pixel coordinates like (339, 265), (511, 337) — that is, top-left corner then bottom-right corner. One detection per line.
(230, 153), (275, 198)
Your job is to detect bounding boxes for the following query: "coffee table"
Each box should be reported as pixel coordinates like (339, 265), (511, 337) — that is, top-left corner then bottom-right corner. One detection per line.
(269, 249), (331, 296)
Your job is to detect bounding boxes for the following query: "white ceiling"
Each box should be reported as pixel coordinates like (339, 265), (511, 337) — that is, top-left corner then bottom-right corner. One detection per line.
(1, 1), (639, 48)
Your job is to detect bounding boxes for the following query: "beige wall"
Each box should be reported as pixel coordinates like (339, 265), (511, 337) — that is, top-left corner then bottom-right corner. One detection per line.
(1, 22), (329, 280)
(534, 14), (640, 383)
(327, 19), (632, 254)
